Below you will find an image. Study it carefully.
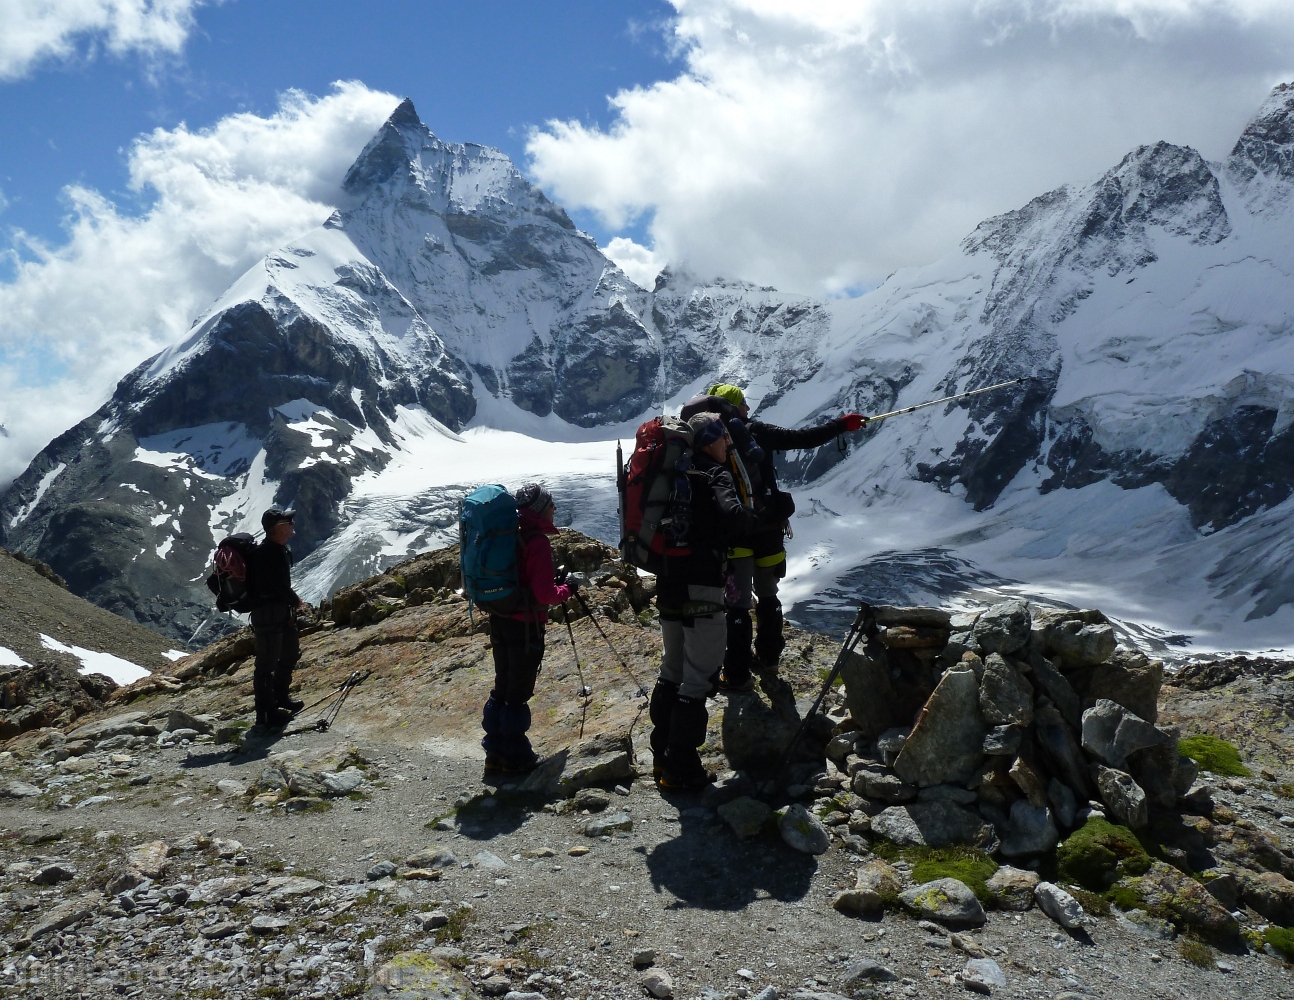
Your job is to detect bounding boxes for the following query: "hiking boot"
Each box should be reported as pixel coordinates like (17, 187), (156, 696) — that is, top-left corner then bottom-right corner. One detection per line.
(716, 671), (755, 693)
(659, 762), (716, 791)
(255, 705), (294, 730)
(279, 696), (305, 714)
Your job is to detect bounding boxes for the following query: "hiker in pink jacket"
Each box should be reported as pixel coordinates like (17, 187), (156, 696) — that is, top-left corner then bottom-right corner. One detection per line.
(482, 483), (572, 774)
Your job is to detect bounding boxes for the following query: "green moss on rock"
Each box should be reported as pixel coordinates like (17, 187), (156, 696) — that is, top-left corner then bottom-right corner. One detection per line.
(909, 847), (1000, 904)
(1267, 926), (1294, 960)
(1177, 734), (1250, 777)
(1057, 816), (1151, 891)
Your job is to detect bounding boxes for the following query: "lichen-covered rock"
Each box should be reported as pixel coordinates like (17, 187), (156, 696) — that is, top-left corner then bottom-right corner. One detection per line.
(1033, 698), (1093, 798)
(839, 642), (938, 739)
(986, 866), (1040, 910)
(1000, 800), (1059, 858)
(899, 878), (986, 926)
(369, 950), (477, 998)
(1084, 648), (1163, 723)
(832, 859), (904, 914)
(779, 803), (831, 854)
(1240, 871), (1294, 926)
(717, 796), (771, 839)
(1030, 608), (1116, 666)
(1096, 765), (1149, 829)
(1035, 881), (1085, 929)
(1081, 699), (1168, 768)
(893, 664), (986, 787)
(972, 600), (1031, 656)
(870, 801), (999, 851)
(1132, 861), (1240, 942)
(1126, 725), (1189, 808)
(1026, 650), (1083, 730)
(978, 654), (1034, 726)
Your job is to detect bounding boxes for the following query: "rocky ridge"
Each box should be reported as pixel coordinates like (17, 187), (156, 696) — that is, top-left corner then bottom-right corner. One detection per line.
(2, 532), (1294, 997)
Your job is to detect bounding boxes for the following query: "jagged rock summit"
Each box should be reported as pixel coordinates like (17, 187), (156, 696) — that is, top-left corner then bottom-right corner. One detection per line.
(4, 87), (1294, 650)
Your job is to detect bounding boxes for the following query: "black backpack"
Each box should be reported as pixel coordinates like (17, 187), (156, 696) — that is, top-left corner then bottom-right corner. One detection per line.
(206, 533), (259, 613)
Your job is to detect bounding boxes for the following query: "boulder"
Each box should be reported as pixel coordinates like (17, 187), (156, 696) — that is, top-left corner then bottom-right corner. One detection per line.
(971, 600), (1031, 655)
(875, 727), (910, 765)
(1033, 699), (1092, 798)
(961, 958), (1007, 992)
(721, 689), (820, 770)
(584, 812), (632, 837)
(870, 801), (999, 851)
(841, 957), (899, 984)
(1125, 726), (1187, 808)
(839, 642), (938, 739)
(519, 731), (633, 797)
(67, 711), (158, 743)
(165, 709), (215, 736)
(978, 654), (1034, 727)
(125, 840), (170, 878)
(881, 625), (949, 649)
(1134, 861), (1239, 942)
(1034, 882), (1085, 929)
(1084, 648), (1162, 723)
(370, 951), (476, 998)
(874, 606), (952, 629)
(1095, 766), (1149, 829)
(1000, 800), (1058, 858)
(321, 767), (364, 796)
(899, 878), (986, 927)
(779, 804), (831, 855)
(917, 784), (978, 806)
(1081, 699), (1168, 768)
(893, 665), (986, 787)
(1240, 871), (1294, 926)
(831, 859), (904, 914)
(982, 725), (1022, 757)
(852, 768), (917, 803)
(1047, 778), (1077, 829)
(641, 969), (674, 998)
(1026, 651), (1083, 731)
(717, 796), (771, 839)
(25, 895), (98, 941)
(1030, 609), (1116, 667)
(985, 866), (1039, 910)
(1007, 756), (1048, 808)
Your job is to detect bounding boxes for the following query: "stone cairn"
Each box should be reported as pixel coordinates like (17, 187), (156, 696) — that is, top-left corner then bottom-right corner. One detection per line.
(827, 600), (1193, 858)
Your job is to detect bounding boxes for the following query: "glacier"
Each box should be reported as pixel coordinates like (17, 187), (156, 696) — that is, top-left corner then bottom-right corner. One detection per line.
(2, 86), (1293, 656)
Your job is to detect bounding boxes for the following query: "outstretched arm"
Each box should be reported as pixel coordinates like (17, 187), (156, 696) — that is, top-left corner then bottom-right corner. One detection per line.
(749, 414), (864, 452)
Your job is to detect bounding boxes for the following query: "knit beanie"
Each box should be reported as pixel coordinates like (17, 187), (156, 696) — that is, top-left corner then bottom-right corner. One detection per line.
(514, 482), (554, 514)
(687, 413), (726, 447)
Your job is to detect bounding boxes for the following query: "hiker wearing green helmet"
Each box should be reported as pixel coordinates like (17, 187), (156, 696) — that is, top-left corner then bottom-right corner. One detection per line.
(679, 384), (866, 696)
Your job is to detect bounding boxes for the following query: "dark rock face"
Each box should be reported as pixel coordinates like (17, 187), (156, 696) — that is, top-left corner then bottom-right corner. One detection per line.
(1227, 81), (1294, 191)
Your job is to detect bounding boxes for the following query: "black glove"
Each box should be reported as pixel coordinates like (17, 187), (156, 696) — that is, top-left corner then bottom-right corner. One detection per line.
(554, 565), (569, 586)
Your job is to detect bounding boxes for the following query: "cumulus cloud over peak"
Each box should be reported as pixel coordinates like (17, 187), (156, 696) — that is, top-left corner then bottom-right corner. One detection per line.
(0, 0), (202, 80)
(527, 0), (1294, 296)
(0, 81), (400, 486)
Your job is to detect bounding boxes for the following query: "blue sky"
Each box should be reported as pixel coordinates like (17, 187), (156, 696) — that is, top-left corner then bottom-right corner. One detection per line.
(0, 0), (673, 256)
(2, 0), (1293, 486)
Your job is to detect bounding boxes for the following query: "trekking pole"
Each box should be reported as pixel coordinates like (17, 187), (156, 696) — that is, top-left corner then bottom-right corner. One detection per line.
(773, 602), (876, 777)
(559, 603), (591, 739)
(283, 670), (372, 735)
(570, 587), (649, 698)
(859, 377), (1031, 426)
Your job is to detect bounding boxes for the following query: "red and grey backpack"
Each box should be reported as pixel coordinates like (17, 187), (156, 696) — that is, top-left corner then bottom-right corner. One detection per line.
(205, 533), (259, 613)
(617, 415), (695, 573)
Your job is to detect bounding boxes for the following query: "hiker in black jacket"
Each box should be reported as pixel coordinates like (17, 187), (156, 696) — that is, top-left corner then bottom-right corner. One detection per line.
(650, 413), (756, 790)
(250, 508), (304, 729)
(680, 385), (865, 693)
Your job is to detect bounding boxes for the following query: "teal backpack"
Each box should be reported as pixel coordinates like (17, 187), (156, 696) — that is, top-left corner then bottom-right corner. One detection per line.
(459, 484), (529, 616)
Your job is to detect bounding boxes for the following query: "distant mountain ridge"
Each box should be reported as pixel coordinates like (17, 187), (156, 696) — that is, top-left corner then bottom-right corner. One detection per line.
(2, 87), (1293, 652)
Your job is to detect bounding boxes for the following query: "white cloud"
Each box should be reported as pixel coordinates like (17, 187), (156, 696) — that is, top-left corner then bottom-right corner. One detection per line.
(0, 81), (400, 487)
(0, 0), (202, 80)
(528, 0), (1294, 295)
(602, 236), (668, 289)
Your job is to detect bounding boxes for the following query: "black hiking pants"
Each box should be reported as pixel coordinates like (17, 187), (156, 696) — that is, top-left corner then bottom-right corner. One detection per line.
(251, 604), (300, 709)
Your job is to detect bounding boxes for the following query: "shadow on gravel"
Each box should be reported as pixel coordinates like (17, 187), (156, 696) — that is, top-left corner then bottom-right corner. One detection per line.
(453, 790), (532, 840)
(644, 812), (816, 910)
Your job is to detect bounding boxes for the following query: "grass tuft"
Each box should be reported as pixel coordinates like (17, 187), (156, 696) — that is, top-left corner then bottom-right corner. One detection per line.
(1266, 926), (1294, 960)
(1178, 936), (1214, 968)
(1056, 816), (1151, 891)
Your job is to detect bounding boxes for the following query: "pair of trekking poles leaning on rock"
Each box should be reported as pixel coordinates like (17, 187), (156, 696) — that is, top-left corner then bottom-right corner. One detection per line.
(460, 384), (866, 791)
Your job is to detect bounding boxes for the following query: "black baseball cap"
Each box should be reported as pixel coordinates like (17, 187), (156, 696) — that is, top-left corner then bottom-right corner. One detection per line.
(261, 508), (296, 532)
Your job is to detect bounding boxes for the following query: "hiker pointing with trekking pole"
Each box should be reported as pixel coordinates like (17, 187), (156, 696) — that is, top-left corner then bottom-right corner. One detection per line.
(680, 385), (865, 700)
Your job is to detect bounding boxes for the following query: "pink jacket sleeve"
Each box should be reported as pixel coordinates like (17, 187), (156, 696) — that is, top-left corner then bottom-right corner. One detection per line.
(523, 533), (572, 607)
